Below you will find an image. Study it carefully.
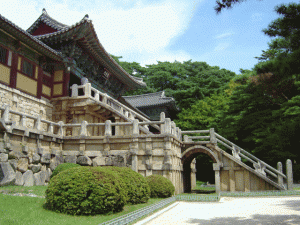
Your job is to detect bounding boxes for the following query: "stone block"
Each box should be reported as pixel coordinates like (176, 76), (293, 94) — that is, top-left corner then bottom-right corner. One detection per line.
(105, 157), (113, 166)
(37, 148), (46, 155)
(62, 151), (79, 156)
(51, 149), (62, 156)
(37, 171), (46, 185)
(64, 155), (77, 164)
(17, 158), (28, 173)
(77, 156), (92, 166)
(8, 151), (26, 160)
(8, 159), (17, 171)
(41, 165), (47, 172)
(92, 156), (105, 167)
(32, 153), (40, 164)
(34, 172), (43, 186)
(112, 155), (125, 167)
(45, 168), (50, 182)
(0, 162), (16, 186)
(31, 163), (41, 173)
(50, 155), (64, 171)
(85, 151), (102, 158)
(0, 153), (8, 162)
(47, 168), (52, 180)
(41, 153), (51, 164)
(22, 146), (29, 154)
(15, 171), (24, 186)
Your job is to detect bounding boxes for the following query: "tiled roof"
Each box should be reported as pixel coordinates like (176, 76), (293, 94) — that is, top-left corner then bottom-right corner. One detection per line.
(0, 13), (62, 60)
(123, 91), (176, 108)
(27, 8), (69, 34)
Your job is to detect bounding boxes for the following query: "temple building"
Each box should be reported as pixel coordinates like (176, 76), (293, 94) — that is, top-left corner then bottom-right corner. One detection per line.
(123, 91), (178, 121)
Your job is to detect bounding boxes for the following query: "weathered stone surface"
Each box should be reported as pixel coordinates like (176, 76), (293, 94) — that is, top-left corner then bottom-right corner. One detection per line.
(92, 156), (105, 167)
(287, 159), (293, 190)
(50, 155), (64, 171)
(0, 162), (16, 186)
(62, 151), (80, 156)
(31, 163), (41, 173)
(8, 159), (17, 171)
(41, 153), (51, 164)
(23, 170), (34, 186)
(34, 172), (43, 186)
(37, 148), (46, 155)
(51, 149), (62, 156)
(17, 158), (28, 173)
(111, 155), (125, 167)
(8, 151), (26, 160)
(45, 168), (50, 182)
(41, 165), (47, 172)
(77, 156), (92, 166)
(32, 153), (40, 164)
(22, 146), (29, 154)
(105, 157), (113, 166)
(40, 170), (46, 185)
(0, 153), (8, 162)
(64, 155), (77, 164)
(85, 151), (102, 158)
(15, 171), (24, 186)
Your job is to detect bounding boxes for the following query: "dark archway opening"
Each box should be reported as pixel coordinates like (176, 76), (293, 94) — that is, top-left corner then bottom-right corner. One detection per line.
(108, 116), (116, 135)
(182, 150), (216, 193)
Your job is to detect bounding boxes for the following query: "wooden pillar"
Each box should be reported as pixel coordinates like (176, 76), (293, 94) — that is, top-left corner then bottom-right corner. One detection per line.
(9, 52), (18, 88)
(63, 70), (70, 97)
(37, 66), (43, 99)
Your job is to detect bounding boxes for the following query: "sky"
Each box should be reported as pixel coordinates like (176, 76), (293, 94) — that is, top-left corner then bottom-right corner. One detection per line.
(0, 0), (297, 74)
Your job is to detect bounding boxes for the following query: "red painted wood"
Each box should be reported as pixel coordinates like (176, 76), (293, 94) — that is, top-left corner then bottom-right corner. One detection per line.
(31, 22), (57, 36)
(63, 70), (70, 97)
(9, 52), (18, 88)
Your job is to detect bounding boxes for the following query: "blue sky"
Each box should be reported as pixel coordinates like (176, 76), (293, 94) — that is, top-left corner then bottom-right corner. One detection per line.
(1, 0), (296, 74)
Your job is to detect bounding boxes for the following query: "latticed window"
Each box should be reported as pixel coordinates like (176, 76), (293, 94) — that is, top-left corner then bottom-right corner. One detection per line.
(0, 46), (7, 64)
(22, 60), (34, 77)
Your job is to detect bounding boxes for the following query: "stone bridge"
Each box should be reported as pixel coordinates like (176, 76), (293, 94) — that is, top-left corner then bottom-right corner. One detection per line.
(0, 86), (294, 194)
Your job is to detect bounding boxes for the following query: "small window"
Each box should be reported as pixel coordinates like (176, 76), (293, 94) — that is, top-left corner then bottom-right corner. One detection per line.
(0, 46), (7, 64)
(22, 60), (34, 77)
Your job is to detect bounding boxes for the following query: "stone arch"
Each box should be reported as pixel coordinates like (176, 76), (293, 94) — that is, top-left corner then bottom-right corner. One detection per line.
(181, 145), (221, 193)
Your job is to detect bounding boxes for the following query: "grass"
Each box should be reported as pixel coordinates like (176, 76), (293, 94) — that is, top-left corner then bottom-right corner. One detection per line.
(191, 180), (216, 192)
(0, 185), (164, 225)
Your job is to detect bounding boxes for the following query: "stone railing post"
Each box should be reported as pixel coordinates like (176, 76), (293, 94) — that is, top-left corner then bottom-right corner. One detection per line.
(102, 94), (108, 104)
(34, 116), (41, 130)
(124, 111), (129, 118)
(80, 120), (88, 136)
(94, 90), (100, 101)
(20, 115), (26, 127)
(213, 163), (221, 194)
(171, 121), (176, 135)
(132, 119), (139, 135)
(2, 105), (10, 122)
(71, 84), (78, 97)
(184, 135), (189, 142)
(105, 120), (112, 136)
(48, 123), (54, 134)
(58, 121), (64, 136)
(84, 83), (92, 97)
(232, 145), (241, 160)
(209, 128), (217, 144)
(277, 162), (284, 187)
(163, 118), (171, 134)
(160, 112), (165, 133)
(286, 159), (293, 190)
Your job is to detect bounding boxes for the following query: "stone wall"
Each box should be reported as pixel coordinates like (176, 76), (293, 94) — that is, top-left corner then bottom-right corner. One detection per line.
(0, 83), (53, 130)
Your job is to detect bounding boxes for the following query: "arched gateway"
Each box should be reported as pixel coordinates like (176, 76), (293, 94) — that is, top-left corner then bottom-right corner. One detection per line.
(181, 145), (222, 193)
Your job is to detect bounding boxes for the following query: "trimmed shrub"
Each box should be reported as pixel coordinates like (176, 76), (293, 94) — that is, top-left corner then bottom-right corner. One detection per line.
(107, 166), (150, 204)
(45, 166), (126, 215)
(50, 163), (81, 179)
(146, 174), (175, 198)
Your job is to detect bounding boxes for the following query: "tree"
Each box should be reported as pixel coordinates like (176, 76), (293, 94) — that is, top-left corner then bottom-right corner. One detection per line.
(214, 0), (263, 13)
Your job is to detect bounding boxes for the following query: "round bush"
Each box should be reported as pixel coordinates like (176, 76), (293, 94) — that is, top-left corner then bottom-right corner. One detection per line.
(45, 166), (126, 215)
(107, 166), (150, 204)
(50, 163), (81, 179)
(146, 174), (175, 198)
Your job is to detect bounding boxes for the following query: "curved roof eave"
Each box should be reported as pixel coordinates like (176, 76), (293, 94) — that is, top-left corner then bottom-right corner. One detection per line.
(35, 16), (146, 89)
(0, 14), (62, 61)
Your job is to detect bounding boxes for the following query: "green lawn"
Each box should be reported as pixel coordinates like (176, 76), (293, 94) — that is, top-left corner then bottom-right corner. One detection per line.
(192, 180), (216, 193)
(0, 185), (164, 225)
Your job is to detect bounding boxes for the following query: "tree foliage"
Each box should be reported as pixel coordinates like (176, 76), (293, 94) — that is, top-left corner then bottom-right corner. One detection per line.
(214, 0), (263, 13)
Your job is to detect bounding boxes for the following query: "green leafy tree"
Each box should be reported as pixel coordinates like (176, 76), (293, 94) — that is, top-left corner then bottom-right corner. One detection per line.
(214, 0), (263, 13)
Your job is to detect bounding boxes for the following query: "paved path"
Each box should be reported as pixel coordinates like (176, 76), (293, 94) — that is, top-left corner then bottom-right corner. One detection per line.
(135, 196), (300, 225)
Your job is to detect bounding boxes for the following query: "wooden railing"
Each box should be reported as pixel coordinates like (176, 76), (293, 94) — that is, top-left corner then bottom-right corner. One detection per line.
(182, 129), (287, 188)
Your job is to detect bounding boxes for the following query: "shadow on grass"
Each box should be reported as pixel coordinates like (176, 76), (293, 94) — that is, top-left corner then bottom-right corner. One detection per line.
(186, 214), (300, 224)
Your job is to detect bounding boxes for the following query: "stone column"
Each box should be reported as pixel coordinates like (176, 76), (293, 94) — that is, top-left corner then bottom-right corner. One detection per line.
(130, 139), (139, 172)
(213, 163), (221, 194)
(277, 162), (283, 188)
(115, 117), (120, 136)
(145, 138), (153, 176)
(286, 159), (293, 190)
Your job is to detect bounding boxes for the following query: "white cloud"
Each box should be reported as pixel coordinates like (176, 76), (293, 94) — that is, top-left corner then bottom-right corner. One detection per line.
(214, 43), (231, 51)
(215, 32), (234, 39)
(1, 0), (201, 66)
